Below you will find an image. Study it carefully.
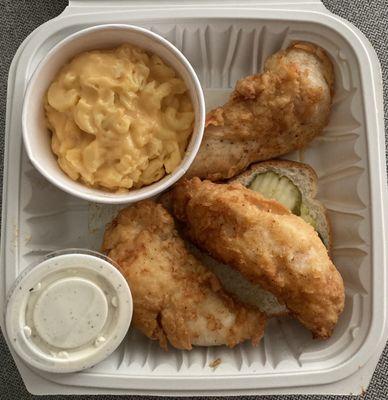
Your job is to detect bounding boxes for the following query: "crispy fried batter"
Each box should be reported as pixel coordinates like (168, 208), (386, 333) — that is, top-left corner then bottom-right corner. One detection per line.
(169, 178), (345, 339)
(102, 200), (266, 350)
(187, 42), (334, 181)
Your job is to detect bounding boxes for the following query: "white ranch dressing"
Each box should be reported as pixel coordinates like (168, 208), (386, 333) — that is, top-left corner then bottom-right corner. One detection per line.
(6, 250), (132, 373)
(32, 277), (108, 349)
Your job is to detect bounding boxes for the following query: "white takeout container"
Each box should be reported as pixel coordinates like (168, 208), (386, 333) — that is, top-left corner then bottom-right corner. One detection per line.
(1, 0), (387, 396)
(5, 249), (133, 373)
(22, 24), (206, 204)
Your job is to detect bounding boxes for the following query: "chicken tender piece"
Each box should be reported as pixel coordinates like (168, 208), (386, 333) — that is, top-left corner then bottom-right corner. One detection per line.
(188, 42), (334, 180)
(169, 178), (345, 339)
(102, 200), (266, 350)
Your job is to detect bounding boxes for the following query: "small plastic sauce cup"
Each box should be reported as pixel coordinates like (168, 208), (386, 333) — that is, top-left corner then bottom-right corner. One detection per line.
(5, 249), (132, 373)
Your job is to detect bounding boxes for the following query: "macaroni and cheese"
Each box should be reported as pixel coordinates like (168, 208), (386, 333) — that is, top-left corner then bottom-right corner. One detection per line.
(45, 44), (194, 191)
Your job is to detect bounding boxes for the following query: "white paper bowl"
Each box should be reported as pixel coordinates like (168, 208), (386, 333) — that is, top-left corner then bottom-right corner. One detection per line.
(22, 24), (205, 204)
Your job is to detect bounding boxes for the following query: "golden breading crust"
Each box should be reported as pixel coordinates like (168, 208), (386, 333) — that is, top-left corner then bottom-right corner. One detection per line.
(102, 200), (266, 350)
(187, 41), (334, 181)
(169, 178), (345, 339)
(230, 159), (332, 250)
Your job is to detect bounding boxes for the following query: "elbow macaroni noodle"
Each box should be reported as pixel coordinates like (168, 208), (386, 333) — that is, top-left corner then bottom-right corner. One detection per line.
(45, 44), (194, 191)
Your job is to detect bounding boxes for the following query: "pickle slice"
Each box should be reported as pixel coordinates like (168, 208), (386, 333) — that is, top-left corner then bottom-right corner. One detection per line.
(248, 171), (324, 244)
(250, 172), (302, 214)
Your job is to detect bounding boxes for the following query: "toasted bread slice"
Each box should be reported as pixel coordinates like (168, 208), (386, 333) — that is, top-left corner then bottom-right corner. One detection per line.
(231, 160), (331, 250)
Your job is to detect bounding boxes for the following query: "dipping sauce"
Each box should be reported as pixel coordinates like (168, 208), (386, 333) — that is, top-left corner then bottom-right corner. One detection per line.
(45, 44), (195, 191)
(32, 277), (109, 349)
(5, 249), (132, 373)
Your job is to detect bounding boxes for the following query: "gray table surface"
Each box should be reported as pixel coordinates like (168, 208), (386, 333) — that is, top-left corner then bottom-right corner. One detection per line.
(0, 0), (387, 398)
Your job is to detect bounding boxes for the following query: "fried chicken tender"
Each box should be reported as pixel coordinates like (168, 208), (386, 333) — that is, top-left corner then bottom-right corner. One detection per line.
(168, 178), (345, 339)
(188, 42), (334, 181)
(102, 200), (266, 350)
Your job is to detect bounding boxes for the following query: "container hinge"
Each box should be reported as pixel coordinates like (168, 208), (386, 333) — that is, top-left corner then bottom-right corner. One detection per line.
(67, 0), (326, 12)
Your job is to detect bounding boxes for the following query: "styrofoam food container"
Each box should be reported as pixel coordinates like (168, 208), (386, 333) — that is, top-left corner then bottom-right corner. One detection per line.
(22, 24), (205, 204)
(1, 0), (387, 396)
(5, 249), (133, 373)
